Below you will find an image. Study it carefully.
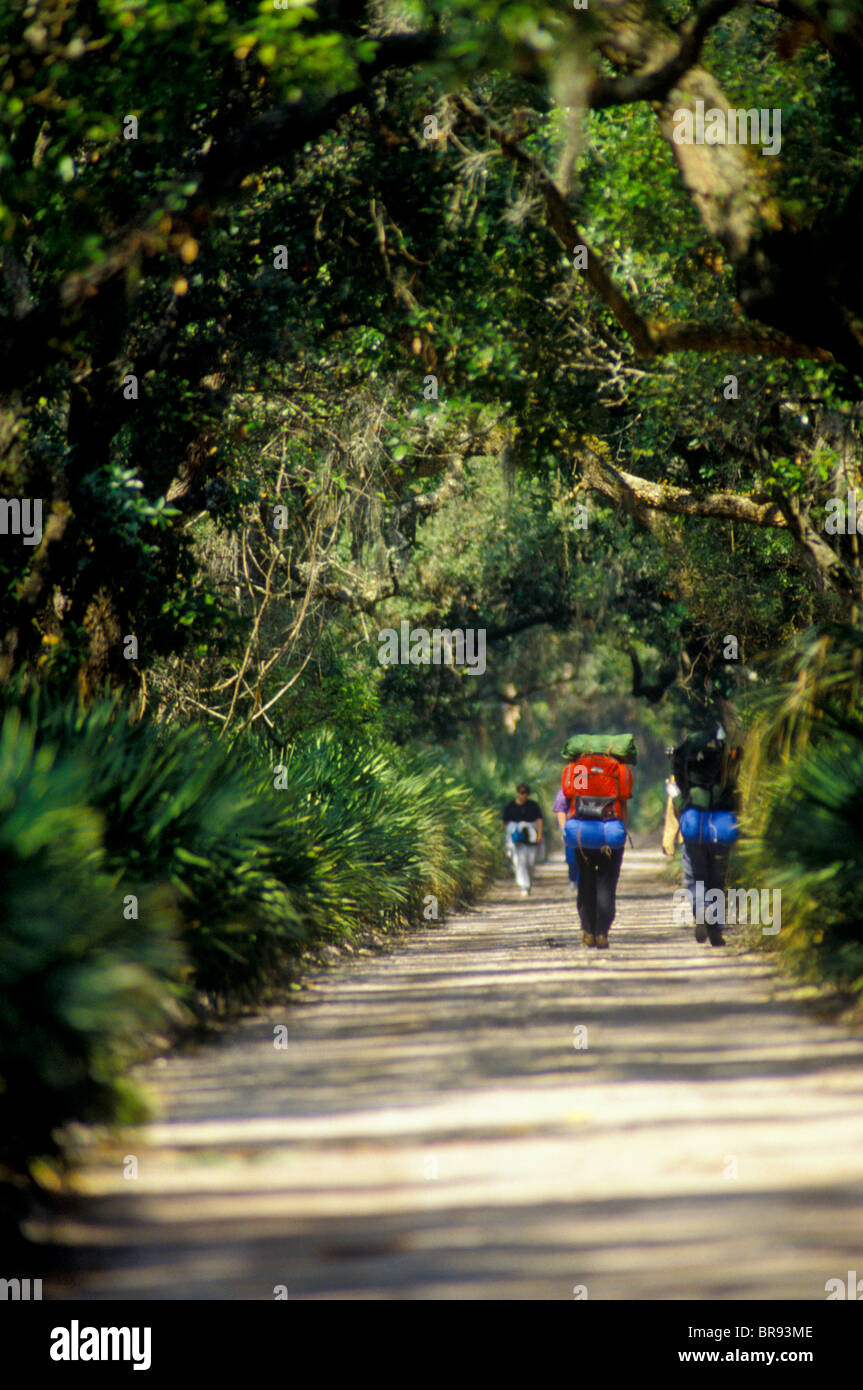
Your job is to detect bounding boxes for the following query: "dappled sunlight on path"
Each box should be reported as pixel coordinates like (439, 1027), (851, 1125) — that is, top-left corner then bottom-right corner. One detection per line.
(35, 850), (863, 1299)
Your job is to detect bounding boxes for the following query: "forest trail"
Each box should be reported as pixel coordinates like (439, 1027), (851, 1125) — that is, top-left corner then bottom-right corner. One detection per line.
(39, 848), (863, 1300)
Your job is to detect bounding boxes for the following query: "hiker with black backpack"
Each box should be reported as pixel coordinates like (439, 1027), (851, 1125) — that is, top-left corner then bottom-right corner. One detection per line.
(502, 784), (544, 897)
(669, 726), (742, 947)
(560, 735), (636, 948)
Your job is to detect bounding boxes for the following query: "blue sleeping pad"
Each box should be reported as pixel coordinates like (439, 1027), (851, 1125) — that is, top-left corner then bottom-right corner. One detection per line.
(679, 808), (739, 845)
(564, 817), (626, 851)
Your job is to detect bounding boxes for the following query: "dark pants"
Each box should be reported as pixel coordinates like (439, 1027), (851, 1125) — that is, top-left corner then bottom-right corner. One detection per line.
(576, 847), (624, 936)
(685, 841), (731, 924)
(680, 841), (695, 909)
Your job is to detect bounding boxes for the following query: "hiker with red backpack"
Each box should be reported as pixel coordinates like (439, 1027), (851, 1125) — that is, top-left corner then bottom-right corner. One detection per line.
(560, 735), (636, 948)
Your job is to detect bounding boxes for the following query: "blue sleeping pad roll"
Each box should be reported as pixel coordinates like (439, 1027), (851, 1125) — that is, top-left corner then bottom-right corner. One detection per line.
(679, 808), (739, 845)
(564, 817), (626, 851)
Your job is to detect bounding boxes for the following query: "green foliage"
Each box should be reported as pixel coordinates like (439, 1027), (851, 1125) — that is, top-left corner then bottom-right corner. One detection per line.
(736, 625), (863, 991)
(33, 701), (310, 996)
(281, 730), (500, 933)
(0, 707), (185, 1176)
(3, 0), (863, 1195)
(0, 691), (500, 1182)
(2, 0), (859, 719)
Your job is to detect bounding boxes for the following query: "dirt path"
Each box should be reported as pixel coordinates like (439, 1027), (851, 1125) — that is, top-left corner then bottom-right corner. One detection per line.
(39, 849), (863, 1300)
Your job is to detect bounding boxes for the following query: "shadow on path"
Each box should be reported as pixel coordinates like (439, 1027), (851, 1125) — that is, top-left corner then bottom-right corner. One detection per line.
(33, 850), (863, 1299)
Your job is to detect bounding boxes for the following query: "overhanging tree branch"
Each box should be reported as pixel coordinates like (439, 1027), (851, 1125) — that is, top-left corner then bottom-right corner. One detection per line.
(580, 449), (861, 598)
(196, 32), (441, 203)
(581, 449), (788, 526)
(590, 0), (740, 110)
(451, 95), (830, 368)
(484, 606), (574, 642)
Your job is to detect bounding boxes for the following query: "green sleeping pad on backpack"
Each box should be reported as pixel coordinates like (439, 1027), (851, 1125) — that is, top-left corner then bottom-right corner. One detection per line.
(561, 733), (638, 766)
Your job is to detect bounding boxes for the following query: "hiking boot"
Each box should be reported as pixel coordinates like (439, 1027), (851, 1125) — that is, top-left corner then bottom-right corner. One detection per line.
(582, 932), (596, 947)
(708, 930), (726, 946)
(694, 922), (708, 943)
(594, 934), (609, 949)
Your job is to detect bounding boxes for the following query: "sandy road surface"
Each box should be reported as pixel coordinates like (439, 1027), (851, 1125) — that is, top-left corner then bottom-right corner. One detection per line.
(37, 849), (863, 1299)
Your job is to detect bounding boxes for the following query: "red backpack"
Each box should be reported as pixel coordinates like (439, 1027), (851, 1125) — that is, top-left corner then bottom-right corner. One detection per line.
(562, 756), (633, 821)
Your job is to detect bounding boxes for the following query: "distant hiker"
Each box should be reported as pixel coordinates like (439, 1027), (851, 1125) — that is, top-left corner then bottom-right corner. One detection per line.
(670, 726), (742, 947)
(553, 788), (579, 895)
(560, 734), (636, 948)
(502, 784), (544, 897)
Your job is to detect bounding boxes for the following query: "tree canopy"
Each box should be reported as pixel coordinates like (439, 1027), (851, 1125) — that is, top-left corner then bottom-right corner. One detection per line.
(2, 0), (862, 749)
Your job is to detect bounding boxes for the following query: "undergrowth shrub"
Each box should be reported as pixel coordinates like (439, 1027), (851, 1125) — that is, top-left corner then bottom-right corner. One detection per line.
(736, 624), (863, 993)
(0, 695), (501, 1183)
(0, 709), (185, 1176)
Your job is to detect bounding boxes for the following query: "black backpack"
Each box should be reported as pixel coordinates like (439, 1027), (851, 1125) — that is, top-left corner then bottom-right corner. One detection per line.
(671, 731), (736, 813)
